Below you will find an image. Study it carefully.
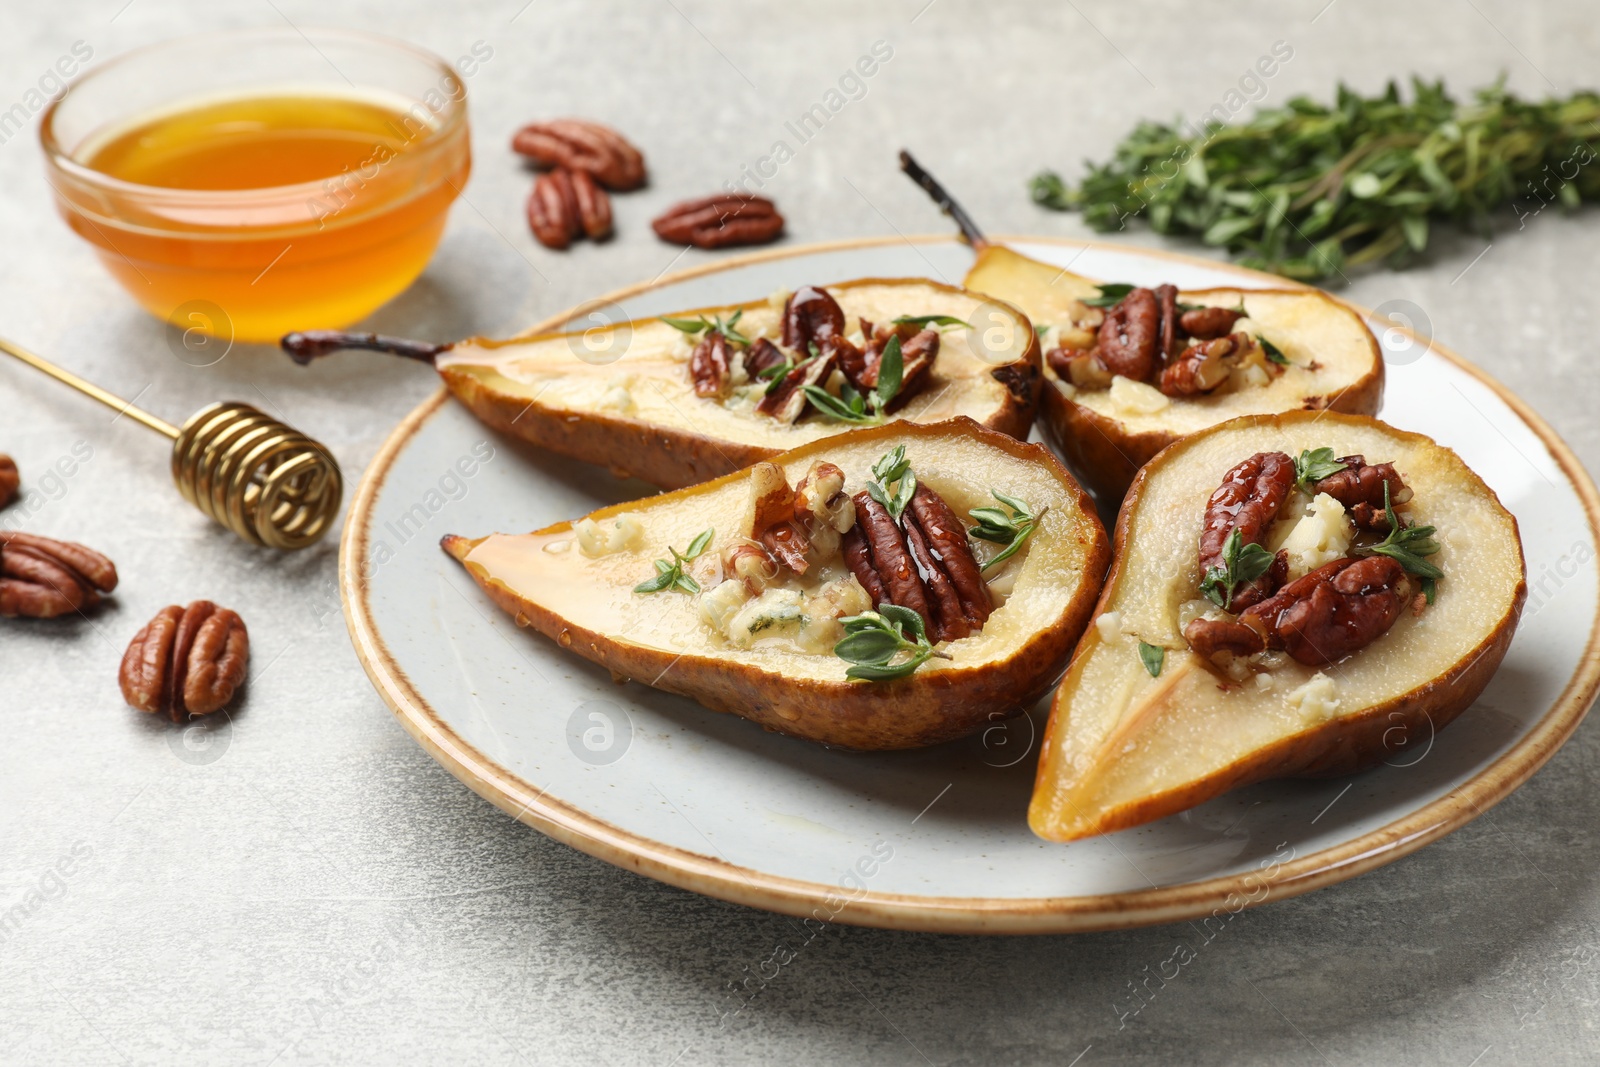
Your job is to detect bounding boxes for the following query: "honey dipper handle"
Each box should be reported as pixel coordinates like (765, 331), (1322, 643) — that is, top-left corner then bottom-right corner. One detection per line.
(0, 336), (180, 439)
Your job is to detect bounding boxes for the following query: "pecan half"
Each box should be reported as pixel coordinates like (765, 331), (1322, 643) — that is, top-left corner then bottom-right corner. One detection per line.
(119, 601), (249, 721)
(1160, 333), (1240, 396)
(652, 194), (784, 249)
(1097, 287), (1160, 380)
(906, 483), (991, 631)
(569, 169), (613, 240)
(850, 491), (933, 624)
(527, 168), (612, 249)
(844, 485), (987, 644)
(1199, 451), (1295, 612)
(904, 518), (970, 641)
(743, 337), (786, 379)
(1243, 556), (1407, 666)
(840, 321), (938, 408)
(1312, 456), (1412, 529)
(527, 168), (579, 249)
(1180, 306), (1245, 340)
(781, 286), (845, 353)
(1183, 616), (1268, 660)
(0, 454), (16, 509)
(841, 525), (890, 605)
(1155, 283), (1179, 362)
(756, 347), (835, 424)
(511, 119), (646, 191)
(690, 331), (731, 398)
(0, 531), (117, 619)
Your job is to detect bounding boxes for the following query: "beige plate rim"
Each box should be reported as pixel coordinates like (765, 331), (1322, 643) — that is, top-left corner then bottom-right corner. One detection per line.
(340, 234), (1600, 935)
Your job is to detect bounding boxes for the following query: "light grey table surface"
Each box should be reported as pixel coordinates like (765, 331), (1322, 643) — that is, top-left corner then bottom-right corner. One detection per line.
(4, 1), (1598, 1064)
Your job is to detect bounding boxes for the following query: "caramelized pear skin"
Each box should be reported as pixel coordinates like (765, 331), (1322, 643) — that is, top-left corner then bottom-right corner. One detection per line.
(436, 277), (1043, 490)
(1029, 411), (1526, 842)
(961, 245), (1384, 502)
(443, 418), (1109, 750)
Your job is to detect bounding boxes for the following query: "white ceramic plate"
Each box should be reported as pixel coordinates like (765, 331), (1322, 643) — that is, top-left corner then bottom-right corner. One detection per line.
(342, 237), (1600, 934)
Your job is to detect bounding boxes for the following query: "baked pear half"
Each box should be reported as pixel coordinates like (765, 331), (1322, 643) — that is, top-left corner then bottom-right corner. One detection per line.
(1029, 410), (1525, 842)
(443, 418), (1109, 750)
(432, 277), (1041, 490)
(963, 244), (1384, 501)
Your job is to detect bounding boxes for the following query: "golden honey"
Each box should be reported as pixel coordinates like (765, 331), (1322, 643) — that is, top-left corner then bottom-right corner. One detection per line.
(50, 89), (470, 343)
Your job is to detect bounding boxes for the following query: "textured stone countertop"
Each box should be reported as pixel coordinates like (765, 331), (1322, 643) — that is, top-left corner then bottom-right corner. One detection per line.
(3, 1), (1598, 1063)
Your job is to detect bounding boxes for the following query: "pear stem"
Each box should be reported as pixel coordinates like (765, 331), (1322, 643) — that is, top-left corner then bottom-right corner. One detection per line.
(899, 150), (988, 249)
(280, 330), (449, 366)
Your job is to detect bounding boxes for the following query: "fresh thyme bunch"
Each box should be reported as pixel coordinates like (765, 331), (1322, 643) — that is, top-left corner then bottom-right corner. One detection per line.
(1032, 78), (1600, 282)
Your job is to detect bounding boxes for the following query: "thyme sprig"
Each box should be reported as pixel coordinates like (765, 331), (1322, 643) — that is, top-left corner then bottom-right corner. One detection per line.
(634, 528), (714, 595)
(1200, 529), (1276, 610)
(864, 444), (916, 520)
(834, 604), (950, 681)
(1031, 78), (1600, 282)
(969, 492), (1047, 571)
(1294, 447), (1349, 491)
(1355, 483), (1443, 583)
(661, 310), (751, 346)
(805, 335), (904, 425)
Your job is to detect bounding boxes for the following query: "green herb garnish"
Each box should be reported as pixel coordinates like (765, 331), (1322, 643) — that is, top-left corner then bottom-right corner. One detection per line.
(833, 604), (950, 681)
(1260, 337), (1290, 366)
(1080, 282), (1135, 308)
(804, 335), (904, 425)
(1031, 78), (1600, 282)
(1034, 323), (1050, 338)
(1138, 641), (1166, 677)
(969, 491), (1047, 571)
(1200, 529), (1276, 609)
(891, 314), (971, 331)
(864, 444), (916, 520)
(1355, 483), (1443, 580)
(634, 527), (714, 595)
(1294, 447), (1349, 491)
(661, 309), (750, 346)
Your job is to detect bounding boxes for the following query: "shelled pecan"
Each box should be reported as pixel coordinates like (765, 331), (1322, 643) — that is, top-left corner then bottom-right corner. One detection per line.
(1185, 555), (1408, 666)
(1310, 455), (1412, 528)
(1198, 451), (1295, 611)
(745, 462), (812, 575)
(1180, 305), (1244, 340)
(1161, 333), (1242, 397)
(844, 485), (988, 644)
(743, 337), (786, 379)
(1096, 286), (1160, 380)
(905, 484), (991, 629)
(0, 531), (117, 619)
(0, 454), (17, 508)
(690, 331), (731, 398)
(841, 525), (890, 605)
(119, 600), (249, 721)
(782, 287), (845, 352)
(849, 491), (933, 625)
(527, 168), (612, 249)
(756, 348), (835, 424)
(652, 194), (784, 249)
(1155, 283), (1179, 361)
(511, 119), (646, 191)
(841, 321), (939, 408)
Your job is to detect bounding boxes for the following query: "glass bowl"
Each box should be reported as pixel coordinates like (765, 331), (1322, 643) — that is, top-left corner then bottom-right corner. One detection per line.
(40, 28), (472, 344)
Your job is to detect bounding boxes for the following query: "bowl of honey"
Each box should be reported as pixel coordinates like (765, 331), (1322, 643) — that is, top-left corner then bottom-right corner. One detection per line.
(40, 28), (473, 343)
